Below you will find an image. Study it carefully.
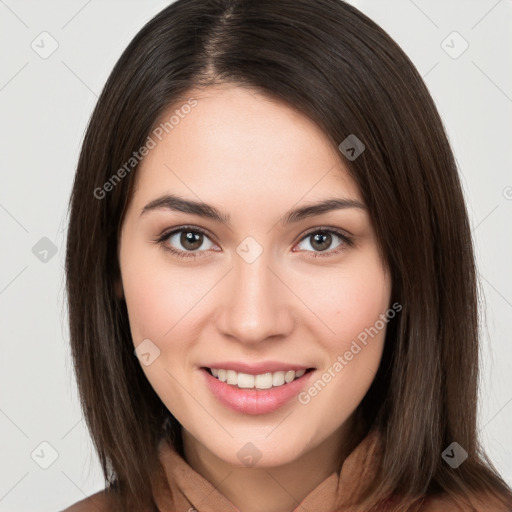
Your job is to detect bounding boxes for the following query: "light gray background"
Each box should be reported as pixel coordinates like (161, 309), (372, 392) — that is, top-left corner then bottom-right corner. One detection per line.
(0, 1), (511, 511)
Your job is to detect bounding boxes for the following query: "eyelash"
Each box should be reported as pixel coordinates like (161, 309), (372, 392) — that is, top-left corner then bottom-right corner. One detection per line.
(154, 225), (354, 260)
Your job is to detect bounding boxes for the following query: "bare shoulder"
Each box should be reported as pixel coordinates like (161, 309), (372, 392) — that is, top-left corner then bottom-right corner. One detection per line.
(61, 489), (113, 512)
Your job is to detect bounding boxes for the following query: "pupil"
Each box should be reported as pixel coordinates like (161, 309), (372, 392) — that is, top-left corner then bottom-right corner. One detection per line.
(311, 232), (331, 251)
(181, 231), (202, 250)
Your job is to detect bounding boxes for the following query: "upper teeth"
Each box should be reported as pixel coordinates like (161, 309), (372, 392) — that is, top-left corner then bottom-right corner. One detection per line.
(210, 368), (307, 389)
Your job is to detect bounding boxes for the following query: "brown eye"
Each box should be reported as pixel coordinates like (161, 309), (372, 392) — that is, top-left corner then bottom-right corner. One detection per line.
(158, 227), (217, 258)
(309, 232), (332, 252)
(294, 228), (353, 258)
(180, 230), (204, 250)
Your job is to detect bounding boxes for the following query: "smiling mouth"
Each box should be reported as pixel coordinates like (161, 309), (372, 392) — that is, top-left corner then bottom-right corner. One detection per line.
(202, 367), (315, 390)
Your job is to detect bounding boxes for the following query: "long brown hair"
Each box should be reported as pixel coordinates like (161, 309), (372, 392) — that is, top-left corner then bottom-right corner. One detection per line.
(65, 0), (512, 510)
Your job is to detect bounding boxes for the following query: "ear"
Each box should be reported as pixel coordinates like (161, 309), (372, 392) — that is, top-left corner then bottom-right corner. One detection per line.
(114, 277), (125, 300)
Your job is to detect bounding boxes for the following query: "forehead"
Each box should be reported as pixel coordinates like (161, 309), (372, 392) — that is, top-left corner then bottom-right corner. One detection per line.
(131, 85), (362, 211)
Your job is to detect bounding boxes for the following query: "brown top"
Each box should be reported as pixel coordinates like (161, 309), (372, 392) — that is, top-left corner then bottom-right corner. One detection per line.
(63, 429), (510, 512)
(150, 429), (383, 512)
(148, 430), (509, 512)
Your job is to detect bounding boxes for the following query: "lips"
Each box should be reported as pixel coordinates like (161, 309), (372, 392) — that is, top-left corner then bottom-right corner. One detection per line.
(200, 362), (316, 415)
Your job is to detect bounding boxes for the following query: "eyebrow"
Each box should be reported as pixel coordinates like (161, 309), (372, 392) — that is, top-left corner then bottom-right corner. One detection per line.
(140, 193), (366, 226)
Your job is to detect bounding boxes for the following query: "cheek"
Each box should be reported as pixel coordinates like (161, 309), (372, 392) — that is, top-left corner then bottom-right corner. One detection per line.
(123, 271), (191, 342)
(296, 261), (390, 422)
(120, 250), (202, 417)
(301, 256), (391, 351)
(121, 238), (205, 345)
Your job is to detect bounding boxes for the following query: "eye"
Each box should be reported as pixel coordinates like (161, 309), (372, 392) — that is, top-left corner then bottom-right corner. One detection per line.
(155, 226), (218, 259)
(155, 225), (354, 260)
(293, 228), (354, 258)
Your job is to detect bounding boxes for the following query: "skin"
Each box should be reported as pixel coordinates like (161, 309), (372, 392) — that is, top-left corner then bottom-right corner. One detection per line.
(117, 84), (392, 512)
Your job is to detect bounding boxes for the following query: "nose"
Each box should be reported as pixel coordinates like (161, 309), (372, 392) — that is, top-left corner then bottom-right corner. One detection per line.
(215, 251), (295, 346)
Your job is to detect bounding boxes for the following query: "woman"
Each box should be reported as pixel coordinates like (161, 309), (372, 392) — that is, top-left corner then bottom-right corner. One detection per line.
(63, 0), (512, 510)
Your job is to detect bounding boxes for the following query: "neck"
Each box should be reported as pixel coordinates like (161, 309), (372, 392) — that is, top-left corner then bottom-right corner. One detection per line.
(182, 413), (360, 512)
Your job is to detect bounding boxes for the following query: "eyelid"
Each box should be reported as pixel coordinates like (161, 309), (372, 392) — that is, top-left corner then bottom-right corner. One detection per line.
(154, 224), (219, 257)
(294, 225), (354, 244)
(292, 226), (354, 258)
(157, 224), (218, 244)
(154, 224), (354, 259)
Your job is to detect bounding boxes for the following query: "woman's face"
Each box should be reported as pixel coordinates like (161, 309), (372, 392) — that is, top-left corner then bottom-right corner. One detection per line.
(118, 84), (392, 467)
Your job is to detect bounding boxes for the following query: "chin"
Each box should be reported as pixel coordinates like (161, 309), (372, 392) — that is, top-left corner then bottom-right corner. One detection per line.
(203, 433), (313, 469)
